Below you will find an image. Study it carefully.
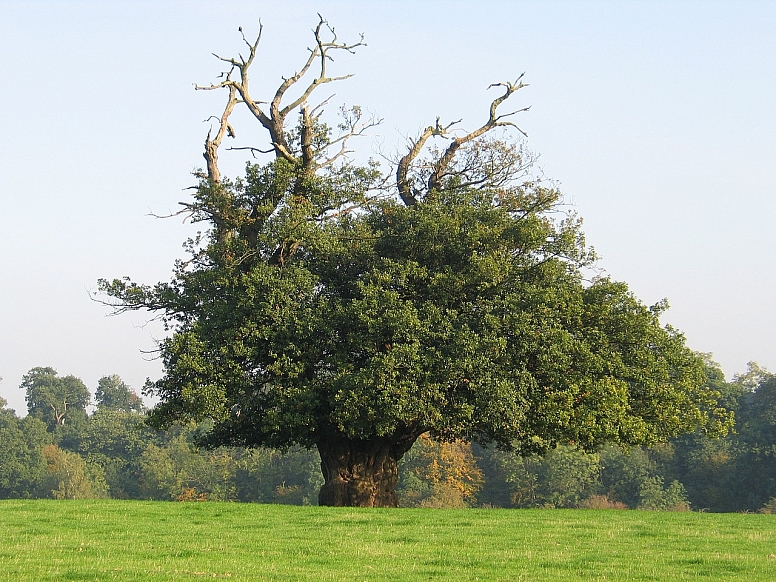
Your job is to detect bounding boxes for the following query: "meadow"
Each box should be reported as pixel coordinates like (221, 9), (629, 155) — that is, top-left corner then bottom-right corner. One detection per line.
(1, 500), (775, 581)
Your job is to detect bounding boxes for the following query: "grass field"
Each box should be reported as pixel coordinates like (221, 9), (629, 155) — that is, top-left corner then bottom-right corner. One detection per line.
(1, 500), (775, 581)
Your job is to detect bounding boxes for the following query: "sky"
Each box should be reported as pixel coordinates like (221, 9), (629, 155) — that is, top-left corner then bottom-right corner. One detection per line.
(1, 0), (774, 414)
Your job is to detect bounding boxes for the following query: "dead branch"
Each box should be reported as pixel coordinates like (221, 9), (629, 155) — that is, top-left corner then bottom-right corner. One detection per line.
(147, 206), (193, 221)
(195, 15), (366, 181)
(396, 117), (460, 206)
(203, 84), (238, 183)
(428, 75), (529, 193)
(395, 75), (529, 204)
(226, 145), (275, 158)
(318, 105), (382, 168)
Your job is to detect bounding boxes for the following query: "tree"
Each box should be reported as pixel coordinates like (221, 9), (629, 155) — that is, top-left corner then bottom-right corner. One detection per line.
(476, 445), (601, 508)
(39, 444), (108, 500)
(636, 475), (690, 511)
(21, 367), (90, 431)
(95, 375), (144, 413)
(727, 363), (776, 510)
(137, 424), (238, 501)
(100, 17), (732, 507)
(397, 434), (483, 508)
(77, 407), (154, 498)
(232, 446), (323, 505)
(599, 445), (656, 508)
(664, 358), (742, 511)
(0, 398), (51, 498)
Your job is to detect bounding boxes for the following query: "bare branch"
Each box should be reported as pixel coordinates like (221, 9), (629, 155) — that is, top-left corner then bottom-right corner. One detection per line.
(226, 145), (274, 158)
(146, 206), (193, 221)
(195, 17), (365, 176)
(275, 16), (364, 120)
(309, 94), (335, 117)
(427, 76), (529, 193)
(197, 22), (283, 159)
(203, 83), (238, 183)
(396, 117), (460, 205)
(317, 105), (382, 168)
(194, 80), (233, 91)
(300, 103), (315, 175)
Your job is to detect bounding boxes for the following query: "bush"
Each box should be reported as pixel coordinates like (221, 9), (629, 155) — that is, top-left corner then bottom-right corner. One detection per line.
(758, 498), (776, 514)
(579, 495), (628, 510)
(637, 476), (691, 511)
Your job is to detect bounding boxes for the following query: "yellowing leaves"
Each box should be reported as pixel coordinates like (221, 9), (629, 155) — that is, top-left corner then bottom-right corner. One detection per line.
(398, 434), (483, 508)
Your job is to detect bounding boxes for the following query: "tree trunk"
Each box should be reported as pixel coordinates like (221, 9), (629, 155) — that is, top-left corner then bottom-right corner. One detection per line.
(316, 436), (414, 507)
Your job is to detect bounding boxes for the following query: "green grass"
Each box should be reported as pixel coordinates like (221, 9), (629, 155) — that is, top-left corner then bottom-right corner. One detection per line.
(1, 500), (775, 580)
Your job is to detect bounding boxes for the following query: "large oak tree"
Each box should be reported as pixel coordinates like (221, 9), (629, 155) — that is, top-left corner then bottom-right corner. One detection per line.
(100, 17), (731, 507)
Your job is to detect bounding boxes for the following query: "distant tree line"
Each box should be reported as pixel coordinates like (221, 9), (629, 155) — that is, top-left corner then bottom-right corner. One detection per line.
(1, 361), (775, 511)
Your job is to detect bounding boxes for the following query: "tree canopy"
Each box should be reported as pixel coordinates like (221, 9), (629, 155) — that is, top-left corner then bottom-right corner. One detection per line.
(22, 367), (90, 431)
(0, 398), (51, 498)
(99, 17), (731, 506)
(95, 375), (144, 413)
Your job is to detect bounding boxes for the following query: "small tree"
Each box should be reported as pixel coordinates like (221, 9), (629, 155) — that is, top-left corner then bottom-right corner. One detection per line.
(40, 444), (108, 500)
(100, 17), (732, 506)
(397, 434), (483, 508)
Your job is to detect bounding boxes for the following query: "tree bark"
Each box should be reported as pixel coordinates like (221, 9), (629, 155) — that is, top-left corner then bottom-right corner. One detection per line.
(316, 436), (415, 507)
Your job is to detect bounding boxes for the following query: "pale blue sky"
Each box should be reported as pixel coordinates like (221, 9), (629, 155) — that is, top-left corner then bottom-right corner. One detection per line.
(1, 1), (774, 413)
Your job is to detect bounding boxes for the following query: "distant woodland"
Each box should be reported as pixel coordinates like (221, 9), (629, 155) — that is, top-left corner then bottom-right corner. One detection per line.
(2, 360), (775, 512)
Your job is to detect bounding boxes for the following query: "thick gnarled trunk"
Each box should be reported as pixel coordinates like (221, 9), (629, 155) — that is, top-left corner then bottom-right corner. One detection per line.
(317, 436), (414, 507)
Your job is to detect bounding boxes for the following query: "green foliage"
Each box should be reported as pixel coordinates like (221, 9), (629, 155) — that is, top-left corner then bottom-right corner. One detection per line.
(137, 424), (238, 501)
(77, 408), (155, 499)
(0, 360), (771, 510)
(660, 362), (776, 512)
(668, 432), (737, 511)
(101, 161), (730, 461)
(664, 358), (741, 510)
(95, 375), (144, 413)
(477, 442), (693, 510)
(231, 446), (323, 505)
(534, 446), (602, 508)
(0, 400), (51, 498)
(598, 445), (660, 508)
(21, 367), (90, 432)
(476, 445), (601, 508)
(39, 444), (108, 500)
(728, 364), (776, 510)
(134, 423), (322, 503)
(636, 475), (690, 511)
